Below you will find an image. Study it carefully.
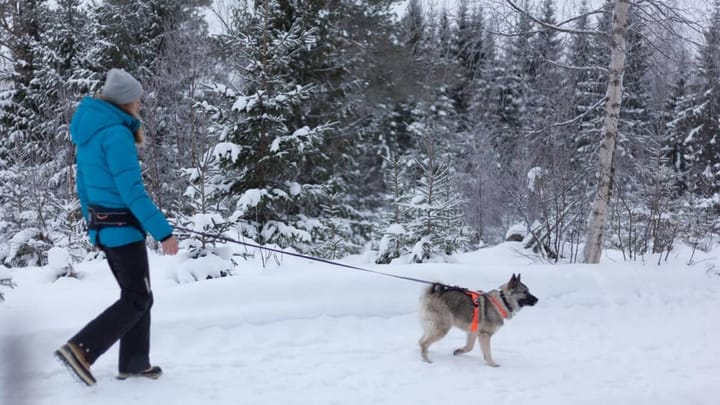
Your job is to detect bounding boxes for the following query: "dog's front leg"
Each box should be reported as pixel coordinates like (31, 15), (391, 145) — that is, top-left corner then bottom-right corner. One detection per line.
(479, 333), (499, 367)
(453, 332), (476, 356)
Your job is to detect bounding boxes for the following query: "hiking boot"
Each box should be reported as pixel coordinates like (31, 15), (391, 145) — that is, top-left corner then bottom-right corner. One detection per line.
(116, 365), (163, 380)
(54, 342), (96, 386)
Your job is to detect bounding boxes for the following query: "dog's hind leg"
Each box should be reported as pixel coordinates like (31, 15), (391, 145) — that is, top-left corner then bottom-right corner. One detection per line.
(419, 320), (451, 363)
(453, 332), (477, 356)
(479, 333), (499, 367)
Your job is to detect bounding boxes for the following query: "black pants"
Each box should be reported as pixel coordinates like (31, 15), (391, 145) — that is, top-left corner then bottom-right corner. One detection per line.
(70, 240), (154, 373)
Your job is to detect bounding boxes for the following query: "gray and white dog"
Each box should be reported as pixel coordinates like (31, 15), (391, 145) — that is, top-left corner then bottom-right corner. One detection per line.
(418, 274), (538, 367)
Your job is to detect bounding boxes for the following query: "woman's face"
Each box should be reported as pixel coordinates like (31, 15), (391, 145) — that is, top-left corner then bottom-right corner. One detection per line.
(125, 99), (142, 116)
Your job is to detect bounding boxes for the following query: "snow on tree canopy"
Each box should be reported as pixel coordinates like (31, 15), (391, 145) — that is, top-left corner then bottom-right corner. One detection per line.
(288, 182), (302, 196)
(232, 92), (263, 113)
(270, 126), (312, 153)
(184, 213), (227, 232)
(212, 142), (241, 162)
(684, 125), (703, 145)
(236, 189), (268, 215)
(232, 96), (248, 112)
(385, 224), (406, 235)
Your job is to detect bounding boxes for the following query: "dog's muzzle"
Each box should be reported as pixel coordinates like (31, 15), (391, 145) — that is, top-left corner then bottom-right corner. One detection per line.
(519, 294), (539, 307)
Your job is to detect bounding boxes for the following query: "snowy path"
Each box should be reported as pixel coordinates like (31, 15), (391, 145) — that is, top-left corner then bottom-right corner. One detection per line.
(1, 244), (719, 405)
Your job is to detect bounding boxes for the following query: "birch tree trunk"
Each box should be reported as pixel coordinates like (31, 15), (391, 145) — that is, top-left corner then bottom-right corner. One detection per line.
(583, 0), (631, 263)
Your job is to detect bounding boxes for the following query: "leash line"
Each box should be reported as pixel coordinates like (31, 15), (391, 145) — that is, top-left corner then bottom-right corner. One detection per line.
(172, 226), (435, 285)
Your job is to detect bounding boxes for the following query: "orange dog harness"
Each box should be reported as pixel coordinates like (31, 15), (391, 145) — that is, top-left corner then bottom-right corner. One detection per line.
(466, 291), (509, 333)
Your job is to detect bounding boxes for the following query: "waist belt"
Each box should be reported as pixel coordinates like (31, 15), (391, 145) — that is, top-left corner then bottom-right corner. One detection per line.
(87, 205), (145, 235)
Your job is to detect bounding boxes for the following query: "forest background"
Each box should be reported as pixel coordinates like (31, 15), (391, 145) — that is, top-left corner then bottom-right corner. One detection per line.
(0, 0), (718, 276)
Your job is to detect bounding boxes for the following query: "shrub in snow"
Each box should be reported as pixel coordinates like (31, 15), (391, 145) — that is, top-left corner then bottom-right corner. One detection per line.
(47, 247), (79, 279)
(410, 236), (432, 263)
(3, 229), (47, 267)
(505, 222), (527, 242)
(169, 246), (236, 284)
(375, 224), (407, 264)
(0, 268), (15, 302)
(0, 241), (8, 266)
(175, 214), (239, 281)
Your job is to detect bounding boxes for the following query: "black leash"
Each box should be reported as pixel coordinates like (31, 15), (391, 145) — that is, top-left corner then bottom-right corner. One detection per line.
(173, 226), (435, 286)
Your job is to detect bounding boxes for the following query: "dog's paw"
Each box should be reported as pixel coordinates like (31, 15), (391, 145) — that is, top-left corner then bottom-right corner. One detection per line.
(486, 361), (500, 367)
(453, 348), (467, 356)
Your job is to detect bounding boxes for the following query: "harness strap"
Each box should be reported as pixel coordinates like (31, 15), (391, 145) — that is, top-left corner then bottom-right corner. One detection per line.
(467, 291), (481, 333)
(464, 290), (510, 333)
(487, 294), (509, 319)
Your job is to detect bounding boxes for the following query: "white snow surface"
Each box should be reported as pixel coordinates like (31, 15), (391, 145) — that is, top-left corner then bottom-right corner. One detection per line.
(1, 242), (720, 405)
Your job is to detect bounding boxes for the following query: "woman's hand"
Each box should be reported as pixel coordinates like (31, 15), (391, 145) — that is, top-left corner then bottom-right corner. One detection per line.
(161, 235), (179, 255)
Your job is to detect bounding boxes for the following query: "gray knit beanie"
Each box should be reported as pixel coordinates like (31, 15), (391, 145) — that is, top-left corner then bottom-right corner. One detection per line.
(101, 68), (143, 105)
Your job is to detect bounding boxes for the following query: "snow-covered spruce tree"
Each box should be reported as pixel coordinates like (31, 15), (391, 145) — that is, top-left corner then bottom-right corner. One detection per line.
(375, 84), (469, 264)
(208, 0), (332, 253)
(202, 1), (383, 259)
(0, 0), (47, 265)
(670, 2), (720, 200)
(564, 0), (605, 174)
(449, 2), (492, 116)
(403, 122), (468, 263)
(275, 1), (386, 257)
(375, 152), (413, 264)
(455, 2), (488, 83)
(176, 101), (237, 272)
(664, 59), (694, 195)
(0, 0), (93, 266)
(663, 2), (720, 244)
(87, 1), (211, 74)
(352, 1), (428, 204)
(567, 0), (611, 165)
(0, 0), (49, 159)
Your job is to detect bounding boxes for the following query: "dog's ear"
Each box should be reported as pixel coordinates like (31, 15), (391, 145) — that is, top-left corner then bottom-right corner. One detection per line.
(509, 273), (518, 288)
(517, 273), (522, 282)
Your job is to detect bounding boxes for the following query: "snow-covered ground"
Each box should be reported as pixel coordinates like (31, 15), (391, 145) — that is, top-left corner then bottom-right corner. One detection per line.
(1, 242), (719, 405)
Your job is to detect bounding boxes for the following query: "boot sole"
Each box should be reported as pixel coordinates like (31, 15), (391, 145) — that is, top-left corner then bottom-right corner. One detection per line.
(115, 373), (162, 380)
(116, 366), (162, 380)
(54, 346), (96, 386)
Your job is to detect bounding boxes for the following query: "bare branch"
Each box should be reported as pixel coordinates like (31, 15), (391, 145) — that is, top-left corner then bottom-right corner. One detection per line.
(503, 0), (606, 37)
(631, 1), (706, 49)
(543, 58), (609, 75)
(524, 96), (608, 135)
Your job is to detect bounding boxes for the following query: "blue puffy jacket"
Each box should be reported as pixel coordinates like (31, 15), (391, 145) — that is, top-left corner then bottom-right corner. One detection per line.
(70, 96), (173, 247)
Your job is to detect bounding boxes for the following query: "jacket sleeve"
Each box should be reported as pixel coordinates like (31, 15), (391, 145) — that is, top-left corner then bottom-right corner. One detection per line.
(102, 127), (173, 242)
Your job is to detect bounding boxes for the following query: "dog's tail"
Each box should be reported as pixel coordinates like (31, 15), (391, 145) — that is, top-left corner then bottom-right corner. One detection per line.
(423, 282), (442, 295)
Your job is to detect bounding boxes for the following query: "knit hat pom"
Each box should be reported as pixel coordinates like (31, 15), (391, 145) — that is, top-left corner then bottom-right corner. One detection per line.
(101, 68), (143, 105)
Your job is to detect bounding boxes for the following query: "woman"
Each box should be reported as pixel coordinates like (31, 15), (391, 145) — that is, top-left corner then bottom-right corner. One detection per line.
(55, 68), (179, 386)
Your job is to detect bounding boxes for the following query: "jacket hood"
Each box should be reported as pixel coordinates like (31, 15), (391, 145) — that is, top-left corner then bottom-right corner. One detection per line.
(70, 96), (141, 146)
